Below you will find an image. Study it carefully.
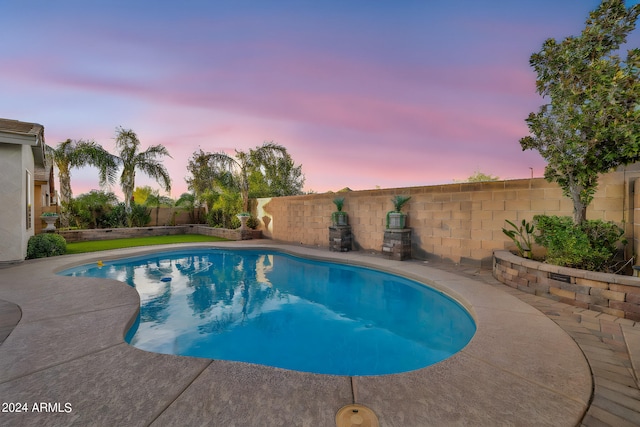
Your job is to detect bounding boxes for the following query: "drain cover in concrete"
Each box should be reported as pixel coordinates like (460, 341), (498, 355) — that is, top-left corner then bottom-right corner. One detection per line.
(335, 404), (379, 427)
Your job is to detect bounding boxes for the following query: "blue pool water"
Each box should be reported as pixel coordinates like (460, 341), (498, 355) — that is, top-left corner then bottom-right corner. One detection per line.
(60, 248), (475, 376)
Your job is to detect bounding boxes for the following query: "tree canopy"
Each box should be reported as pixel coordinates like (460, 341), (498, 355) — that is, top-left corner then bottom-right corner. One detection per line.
(520, 0), (640, 223)
(47, 138), (117, 227)
(113, 127), (172, 208)
(454, 169), (500, 183)
(186, 142), (305, 212)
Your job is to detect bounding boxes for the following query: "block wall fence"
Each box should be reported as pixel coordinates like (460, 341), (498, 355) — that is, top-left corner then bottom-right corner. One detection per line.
(256, 164), (640, 268)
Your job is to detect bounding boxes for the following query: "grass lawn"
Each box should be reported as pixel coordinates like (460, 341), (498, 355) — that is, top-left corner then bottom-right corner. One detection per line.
(65, 234), (229, 254)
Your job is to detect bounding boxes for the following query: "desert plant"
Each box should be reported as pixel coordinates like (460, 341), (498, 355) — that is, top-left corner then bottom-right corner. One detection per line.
(331, 197), (348, 225)
(26, 233), (67, 259)
(391, 195), (411, 212)
(502, 219), (535, 259)
(333, 197), (344, 212)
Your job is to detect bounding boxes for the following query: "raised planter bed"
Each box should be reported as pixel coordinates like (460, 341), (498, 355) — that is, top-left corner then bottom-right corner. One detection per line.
(58, 225), (261, 243)
(493, 250), (640, 321)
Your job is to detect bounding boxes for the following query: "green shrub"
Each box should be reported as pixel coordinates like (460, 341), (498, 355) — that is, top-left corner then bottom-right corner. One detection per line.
(246, 215), (259, 230)
(206, 209), (224, 228)
(533, 215), (625, 271)
(103, 202), (127, 228)
(128, 202), (151, 227)
(26, 233), (67, 259)
(581, 219), (626, 254)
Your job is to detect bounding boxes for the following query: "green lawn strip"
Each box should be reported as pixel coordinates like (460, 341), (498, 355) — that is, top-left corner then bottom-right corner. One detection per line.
(65, 234), (229, 254)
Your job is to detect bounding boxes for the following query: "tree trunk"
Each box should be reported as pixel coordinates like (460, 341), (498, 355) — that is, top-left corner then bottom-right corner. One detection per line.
(122, 169), (135, 209)
(570, 185), (587, 224)
(59, 167), (72, 228)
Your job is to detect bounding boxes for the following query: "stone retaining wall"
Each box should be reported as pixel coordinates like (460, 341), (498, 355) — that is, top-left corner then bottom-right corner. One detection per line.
(493, 250), (640, 321)
(59, 225), (260, 243)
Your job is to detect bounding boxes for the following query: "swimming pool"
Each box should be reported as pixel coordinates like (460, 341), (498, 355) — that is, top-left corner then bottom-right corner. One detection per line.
(60, 248), (475, 376)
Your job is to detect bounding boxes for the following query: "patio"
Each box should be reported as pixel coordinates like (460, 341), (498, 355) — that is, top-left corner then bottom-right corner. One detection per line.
(0, 241), (631, 426)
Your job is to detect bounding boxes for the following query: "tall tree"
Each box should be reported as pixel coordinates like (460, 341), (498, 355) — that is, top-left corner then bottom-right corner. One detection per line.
(185, 148), (234, 203)
(520, 0), (640, 224)
(249, 150), (305, 197)
(48, 139), (117, 227)
(113, 127), (172, 209)
(186, 142), (303, 212)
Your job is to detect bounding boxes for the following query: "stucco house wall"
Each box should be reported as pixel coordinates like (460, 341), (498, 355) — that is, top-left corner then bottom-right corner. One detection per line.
(0, 119), (51, 263)
(0, 144), (30, 262)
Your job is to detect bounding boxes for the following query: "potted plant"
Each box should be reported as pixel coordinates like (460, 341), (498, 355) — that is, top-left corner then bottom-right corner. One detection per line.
(386, 195), (411, 229)
(41, 211), (59, 231)
(331, 197), (348, 226)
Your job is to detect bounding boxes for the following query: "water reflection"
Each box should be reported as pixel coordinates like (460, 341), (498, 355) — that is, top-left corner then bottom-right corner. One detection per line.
(60, 249), (475, 375)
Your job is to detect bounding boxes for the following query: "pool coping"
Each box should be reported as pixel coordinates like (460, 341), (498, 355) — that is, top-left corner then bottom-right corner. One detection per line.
(0, 241), (592, 426)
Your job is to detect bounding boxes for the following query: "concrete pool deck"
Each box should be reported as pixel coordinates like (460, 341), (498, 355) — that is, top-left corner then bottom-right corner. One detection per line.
(0, 240), (625, 426)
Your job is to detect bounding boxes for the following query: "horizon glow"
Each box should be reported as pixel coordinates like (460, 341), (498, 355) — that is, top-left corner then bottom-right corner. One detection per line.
(2, 1), (637, 199)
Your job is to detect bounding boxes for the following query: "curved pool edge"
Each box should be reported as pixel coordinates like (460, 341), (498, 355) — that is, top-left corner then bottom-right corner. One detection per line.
(0, 241), (592, 426)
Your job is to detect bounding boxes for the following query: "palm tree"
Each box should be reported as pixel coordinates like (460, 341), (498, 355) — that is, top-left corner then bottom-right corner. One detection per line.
(201, 142), (288, 212)
(48, 139), (117, 227)
(113, 127), (172, 209)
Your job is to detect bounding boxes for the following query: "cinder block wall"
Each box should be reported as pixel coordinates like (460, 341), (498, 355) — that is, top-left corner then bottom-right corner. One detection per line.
(257, 165), (640, 267)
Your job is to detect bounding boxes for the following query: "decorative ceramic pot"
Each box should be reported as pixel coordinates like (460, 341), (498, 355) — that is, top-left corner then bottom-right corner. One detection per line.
(41, 215), (58, 231)
(387, 212), (406, 229)
(237, 214), (249, 230)
(332, 211), (348, 226)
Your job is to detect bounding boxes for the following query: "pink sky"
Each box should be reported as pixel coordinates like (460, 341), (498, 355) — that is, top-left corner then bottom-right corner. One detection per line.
(2, 1), (639, 199)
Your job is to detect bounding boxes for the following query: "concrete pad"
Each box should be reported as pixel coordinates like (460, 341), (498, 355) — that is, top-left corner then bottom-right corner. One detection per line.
(354, 351), (587, 427)
(0, 344), (210, 426)
(0, 299), (20, 343)
(0, 276), (138, 324)
(153, 360), (352, 426)
(464, 306), (592, 405)
(0, 303), (138, 382)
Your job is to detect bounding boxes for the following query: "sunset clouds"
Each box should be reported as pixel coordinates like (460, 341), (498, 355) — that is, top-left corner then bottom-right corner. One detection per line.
(2, 0), (638, 197)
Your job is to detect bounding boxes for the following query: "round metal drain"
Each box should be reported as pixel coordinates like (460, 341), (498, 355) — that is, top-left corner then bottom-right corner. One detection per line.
(335, 404), (379, 427)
